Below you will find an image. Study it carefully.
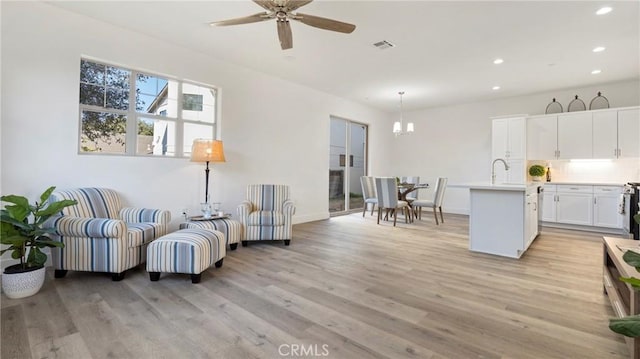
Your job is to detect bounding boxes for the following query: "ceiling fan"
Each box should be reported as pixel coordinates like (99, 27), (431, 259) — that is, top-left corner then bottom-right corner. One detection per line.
(210, 0), (356, 50)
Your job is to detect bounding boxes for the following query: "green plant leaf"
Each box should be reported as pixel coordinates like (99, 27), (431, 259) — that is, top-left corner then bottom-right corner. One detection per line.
(36, 199), (77, 218)
(0, 234), (28, 246)
(34, 238), (64, 248)
(39, 186), (56, 206)
(1, 204), (30, 222)
(610, 316), (640, 337)
(620, 276), (640, 289)
(623, 250), (640, 269)
(26, 247), (47, 267)
(1, 194), (30, 208)
(634, 213), (640, 226)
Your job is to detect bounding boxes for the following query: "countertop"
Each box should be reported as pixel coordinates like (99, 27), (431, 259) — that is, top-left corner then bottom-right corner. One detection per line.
(542, 181), (627, 186)
(450, 182), (542, 191)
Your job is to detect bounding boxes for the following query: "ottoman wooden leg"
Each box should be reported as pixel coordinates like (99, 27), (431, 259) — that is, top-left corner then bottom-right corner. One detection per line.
(191, 273), (202, 284)
(149, 272), (161, 281)
(54, 269), (68, 278)
(284, 240), (290, 246)
(215, 258), (224, 268)
(111, 272), (126, 281)
(230, 243), (238, 250)
(242, 241), (248, 247)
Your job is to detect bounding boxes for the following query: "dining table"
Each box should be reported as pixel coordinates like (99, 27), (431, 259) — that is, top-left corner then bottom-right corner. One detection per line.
(397, 182), (430, 202)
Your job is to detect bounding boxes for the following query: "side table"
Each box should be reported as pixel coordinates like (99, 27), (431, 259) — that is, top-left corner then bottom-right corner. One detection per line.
(180, 216), (243, 251)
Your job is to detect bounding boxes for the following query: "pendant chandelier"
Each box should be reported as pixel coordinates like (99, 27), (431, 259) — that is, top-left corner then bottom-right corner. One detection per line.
(392, 91), (414, 136)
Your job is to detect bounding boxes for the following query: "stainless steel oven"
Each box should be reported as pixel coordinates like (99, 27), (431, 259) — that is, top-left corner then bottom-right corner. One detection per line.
(624, 183), (640, 240)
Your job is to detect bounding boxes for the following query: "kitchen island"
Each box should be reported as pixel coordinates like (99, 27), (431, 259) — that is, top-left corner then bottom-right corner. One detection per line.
(457, 183), (542, 258)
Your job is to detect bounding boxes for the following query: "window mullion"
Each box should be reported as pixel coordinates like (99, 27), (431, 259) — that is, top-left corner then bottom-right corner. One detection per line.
(126, 71), (137, 155)
(176, 83), (184, 157)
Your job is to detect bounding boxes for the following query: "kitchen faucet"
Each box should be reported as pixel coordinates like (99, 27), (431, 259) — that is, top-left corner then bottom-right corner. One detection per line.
(491, 158), (510, 184)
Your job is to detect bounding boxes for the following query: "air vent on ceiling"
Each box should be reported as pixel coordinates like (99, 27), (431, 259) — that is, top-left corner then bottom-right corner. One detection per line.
(373, 40), (395, 50)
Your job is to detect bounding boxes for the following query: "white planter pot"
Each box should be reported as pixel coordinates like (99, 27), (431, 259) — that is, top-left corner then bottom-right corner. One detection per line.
(2, 266), (46, 299)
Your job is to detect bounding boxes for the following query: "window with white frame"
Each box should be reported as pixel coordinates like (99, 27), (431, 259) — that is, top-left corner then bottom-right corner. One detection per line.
(78, 59), (217, 157)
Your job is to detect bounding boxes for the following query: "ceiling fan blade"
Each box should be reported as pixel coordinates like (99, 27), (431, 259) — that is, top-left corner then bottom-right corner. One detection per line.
(253, 0), (276, 11)
(277, 20), (293, 50)
(287, 0), (314, 11)
(294, 12), (355, 33)
(210, 12), (271, 27)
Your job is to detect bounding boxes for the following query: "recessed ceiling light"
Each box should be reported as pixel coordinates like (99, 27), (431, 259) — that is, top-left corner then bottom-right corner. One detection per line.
(493, 58), (504, 65)
(593, 46), (606, 53)
(596, 7), (612, 15)
(492, 86), (501, 90)
(591, 69), (602, 74)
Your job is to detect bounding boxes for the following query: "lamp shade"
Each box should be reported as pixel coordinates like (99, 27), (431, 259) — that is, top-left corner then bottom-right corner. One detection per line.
(190, 139), (226, 163)
(393, 121), (402, 133)
(406, 122), (415, 132)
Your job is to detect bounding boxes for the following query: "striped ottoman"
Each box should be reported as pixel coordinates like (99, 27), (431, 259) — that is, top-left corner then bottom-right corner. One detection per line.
(180, 218), (242, 251)
(146, 228), (226, 283)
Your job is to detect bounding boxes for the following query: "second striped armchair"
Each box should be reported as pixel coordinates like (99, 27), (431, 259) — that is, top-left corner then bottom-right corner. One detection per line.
(237, 184), (295, 246)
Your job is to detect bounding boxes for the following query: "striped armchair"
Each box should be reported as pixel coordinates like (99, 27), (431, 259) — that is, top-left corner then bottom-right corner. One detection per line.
(237, 184), (295, 246)
(45, 188), (171, 281)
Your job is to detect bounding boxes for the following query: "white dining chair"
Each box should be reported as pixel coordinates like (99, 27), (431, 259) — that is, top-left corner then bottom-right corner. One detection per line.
(360, 176), (377, 217)
(412, 177), (448, 225)
(375, 177), (412, 226)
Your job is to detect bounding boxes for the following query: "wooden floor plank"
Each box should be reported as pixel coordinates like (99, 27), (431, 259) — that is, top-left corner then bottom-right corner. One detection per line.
(1, 305), (32, 359)
(0, 213), (630, 358)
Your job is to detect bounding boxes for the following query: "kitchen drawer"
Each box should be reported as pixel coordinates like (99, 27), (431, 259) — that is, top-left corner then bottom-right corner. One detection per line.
(594, 185), (623, 194)
(543, 184), (557, 192)
(557, 185), (593, 193)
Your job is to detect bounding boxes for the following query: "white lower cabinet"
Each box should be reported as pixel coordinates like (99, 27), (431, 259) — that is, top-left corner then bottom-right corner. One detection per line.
(525, 192), (539, 248)
(556, 190), (593, 225)
(593, 186), (624, 228)
(541, 185), (557, 222)
(542, 184), (623, 229)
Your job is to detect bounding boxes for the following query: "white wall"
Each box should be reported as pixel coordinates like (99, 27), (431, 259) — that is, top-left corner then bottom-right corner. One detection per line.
(388, 79), (640, 214)
(0, 2), (392, 235)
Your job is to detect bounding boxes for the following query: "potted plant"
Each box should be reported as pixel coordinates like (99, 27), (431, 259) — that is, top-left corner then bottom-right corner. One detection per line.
(528, 165), (546, 181)
(610, 213), (640, 337)
(1, 186), (77, 299)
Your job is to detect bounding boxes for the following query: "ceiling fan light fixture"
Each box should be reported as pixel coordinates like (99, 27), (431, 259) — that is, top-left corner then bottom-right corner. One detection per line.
(209, 0), (356, 50)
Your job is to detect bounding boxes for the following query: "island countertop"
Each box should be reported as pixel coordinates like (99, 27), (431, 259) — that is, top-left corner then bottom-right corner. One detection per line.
(450, 182), (541, 191)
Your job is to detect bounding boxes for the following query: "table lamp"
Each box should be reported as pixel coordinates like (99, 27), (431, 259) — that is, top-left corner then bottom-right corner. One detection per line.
(190, 139), (226, 204)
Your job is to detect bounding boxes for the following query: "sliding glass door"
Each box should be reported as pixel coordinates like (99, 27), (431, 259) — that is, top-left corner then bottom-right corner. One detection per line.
(329, 116), (368, 214)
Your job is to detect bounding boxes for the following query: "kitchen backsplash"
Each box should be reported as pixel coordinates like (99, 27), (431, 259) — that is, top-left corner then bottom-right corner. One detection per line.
(527, 158), (640, 183)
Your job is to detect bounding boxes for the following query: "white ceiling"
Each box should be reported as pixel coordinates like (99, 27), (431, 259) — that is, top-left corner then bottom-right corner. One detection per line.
(46, 0), (640, 112)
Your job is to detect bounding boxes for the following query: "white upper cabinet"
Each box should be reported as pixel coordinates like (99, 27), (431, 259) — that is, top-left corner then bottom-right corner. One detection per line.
(557, 112), (592, 159)
(526, 107), (639, 160)
(618, 108), (640, 158)
(492, 117), (526, 184)
(593, 110), (618, 159)
(492, 117), (525, 160)
(527, 114), (558, 160)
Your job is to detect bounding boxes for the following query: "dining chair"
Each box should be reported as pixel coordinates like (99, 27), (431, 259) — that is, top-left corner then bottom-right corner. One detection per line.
(374, 177), (412, 226)
(360, 176), (377, 217)
(412, 177), (448, 225)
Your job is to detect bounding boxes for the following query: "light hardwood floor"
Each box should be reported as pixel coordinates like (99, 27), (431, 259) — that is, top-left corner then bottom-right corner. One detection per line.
(1, 213), (629, 358)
